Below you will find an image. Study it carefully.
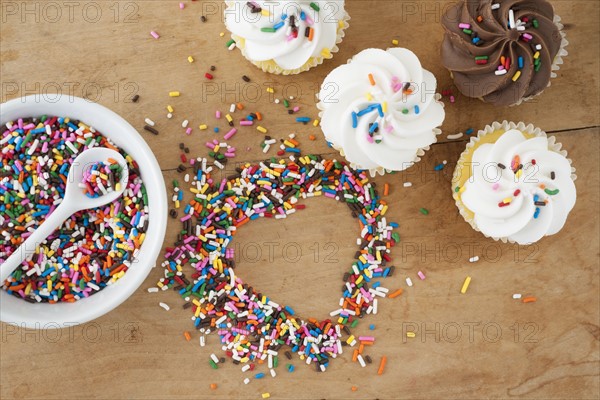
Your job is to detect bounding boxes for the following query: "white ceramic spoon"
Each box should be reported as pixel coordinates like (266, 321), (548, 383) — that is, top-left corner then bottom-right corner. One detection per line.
(0, 147), (129, 281)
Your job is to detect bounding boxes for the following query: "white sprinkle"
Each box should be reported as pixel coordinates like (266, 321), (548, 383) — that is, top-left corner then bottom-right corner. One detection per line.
(495, 69), (508, 76)
(159, 302), (170, 311)
(406, 277), (413, 287)
(469, 256), (480, 263)
(147, 287), (159, 293)
(144, 118), (155, 126)
(243, 378), (250, 385)
(167, 113), (173, 119)
(241, 365), (251, 372)
(230, 103), (236, 113)
(491, 3), (500, 10)
(228, 43), (236, 51)
(210, 353), (219, 363)
(535, 44), (542, 50)
(508, 9), (515, 29)
(200, 336), (206, 347)
(513, 293), (522, 299)
(270, 369), (277, 378)
(357, 354), (366, 367)
(447, 132), (463, 140)
(275, 99), (280, 104)
(403, 182), (413, 187)
(182, 119), (189, 128)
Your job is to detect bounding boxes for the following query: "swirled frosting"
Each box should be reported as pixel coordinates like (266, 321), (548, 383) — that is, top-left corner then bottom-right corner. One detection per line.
(441, 0), (564, 106)
(459, 129), (576, 244)
(224, 0), (347, 71)
(317, 48), (445, 173)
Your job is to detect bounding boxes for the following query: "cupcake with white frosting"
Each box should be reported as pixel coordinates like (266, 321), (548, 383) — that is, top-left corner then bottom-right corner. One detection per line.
(317, 47), (445, 176)
(224, 0), (349, 75)
(452, 121), (577, 245)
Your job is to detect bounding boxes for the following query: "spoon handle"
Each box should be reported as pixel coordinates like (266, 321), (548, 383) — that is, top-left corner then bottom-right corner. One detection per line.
(0, 204), (75, 282)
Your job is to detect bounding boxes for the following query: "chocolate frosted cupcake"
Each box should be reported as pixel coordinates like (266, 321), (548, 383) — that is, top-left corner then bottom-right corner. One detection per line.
(441, 0), (568, 106)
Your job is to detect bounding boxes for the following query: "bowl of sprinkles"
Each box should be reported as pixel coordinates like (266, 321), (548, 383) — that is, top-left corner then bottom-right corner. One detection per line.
(1, 95), (167, 328)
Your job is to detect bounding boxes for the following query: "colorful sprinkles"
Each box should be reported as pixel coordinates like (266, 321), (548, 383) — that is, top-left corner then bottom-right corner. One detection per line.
(1, 116), (148, 303)
(157, 155), (399, 372)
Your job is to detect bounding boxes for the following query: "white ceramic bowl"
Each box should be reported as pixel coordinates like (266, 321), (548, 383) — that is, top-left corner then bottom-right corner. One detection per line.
(0, 95), (167, 329)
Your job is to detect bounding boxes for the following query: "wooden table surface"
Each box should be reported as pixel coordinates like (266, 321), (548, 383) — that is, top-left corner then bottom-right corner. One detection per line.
(1, 1), (599, 399)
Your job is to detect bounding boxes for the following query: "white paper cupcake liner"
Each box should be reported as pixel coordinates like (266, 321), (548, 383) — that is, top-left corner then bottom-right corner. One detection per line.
(452, 120), (576, 243)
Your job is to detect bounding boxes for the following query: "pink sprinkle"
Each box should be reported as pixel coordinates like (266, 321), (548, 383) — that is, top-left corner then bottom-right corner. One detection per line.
(417, 271), (426, 280)
(458, 23), (471, 29)
(179, 2), (184, 9)
(240, 120), (253, 126)
(150, 31), (160, 39)
(224, 152), (236, 158)
(224, 128), (237, 140)
(366, 135), (374, 143)
(215, 110), (221, 119)
(385, 125), (394, 133)
(522, 33), (533, 41)
(186, 127), (192, 135)
(492, 183), (500, 190)
(450, 95), (455, 103)
(358, 336), (375, 342)
(293, 106), (300, 112)
(205, 142), (215, 149)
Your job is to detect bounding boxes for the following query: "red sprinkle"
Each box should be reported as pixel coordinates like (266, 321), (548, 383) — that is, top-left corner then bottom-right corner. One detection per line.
(514, 189), (521, 196)
(205, 73), (214, 80)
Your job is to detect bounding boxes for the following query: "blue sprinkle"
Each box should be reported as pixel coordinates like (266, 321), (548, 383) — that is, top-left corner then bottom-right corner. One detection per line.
(351, 112), (358, 128)
(414, 105), (420, 114)
(518, 56), (524, 69)
(465, 128), (474, 135)
(255, 372), (265, 379)
(434, 163), (445, 171)
(369, 324), (375, 330)
(296, 117), (311, 123)
(369, 122), (379, 134)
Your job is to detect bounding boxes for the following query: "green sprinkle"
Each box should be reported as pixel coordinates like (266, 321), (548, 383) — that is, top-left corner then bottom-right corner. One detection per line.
(402, 108), (409, 114)
(310, 2), (320, 11)
(533, 19), (539, 28)
(209, 359), (218, 369)
(261, 27), (276, 32)
(392, 232), (400, 243)
(419, 208), (429, 215)
(225, 39), (235, 47)
(475, 56), (489, 60)
(454, 186), (461, 193)
(462, 29), (472, 35)
(351, 319), (359, 328)
(283, 99), (289, 108)
(544, 188), (559, 195)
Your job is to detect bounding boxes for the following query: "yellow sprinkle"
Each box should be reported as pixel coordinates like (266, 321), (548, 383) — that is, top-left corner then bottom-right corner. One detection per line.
(406, 332), (416, 338)
(313, 119), (319, 127)
(392, 39), (399, 46)
(266, 87), (274, 93)
(459, 185), (466, 193)
(346, 335), (355, 344)
(225, 114), (233, 123)
(219, 32), (225, 37)
(503, 197), (512, 204)
(188, 56), (194, 63)
(533, 51), (540, 59)
(115, 183), (121, 191)
(515, 169), (523, 178)
(283, 140), (295, 148)
(175, 200), (180, 209)
(167, 105), (174, 113)
(257, 126), (267, 133)
(262, 393), (271, 399)
(199, 124), (208, 130)
(214, 145), (220, 153)
(382, 102), (388, 113)
(169, 91), (180, 97)
(512, 71), (522, 82)
(461, 276), (471, 294)
(366, 92), (373, 101)
(261, 9), (270, 16)
(321, 47), (331, 58)
(338, 20), (344, 29)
